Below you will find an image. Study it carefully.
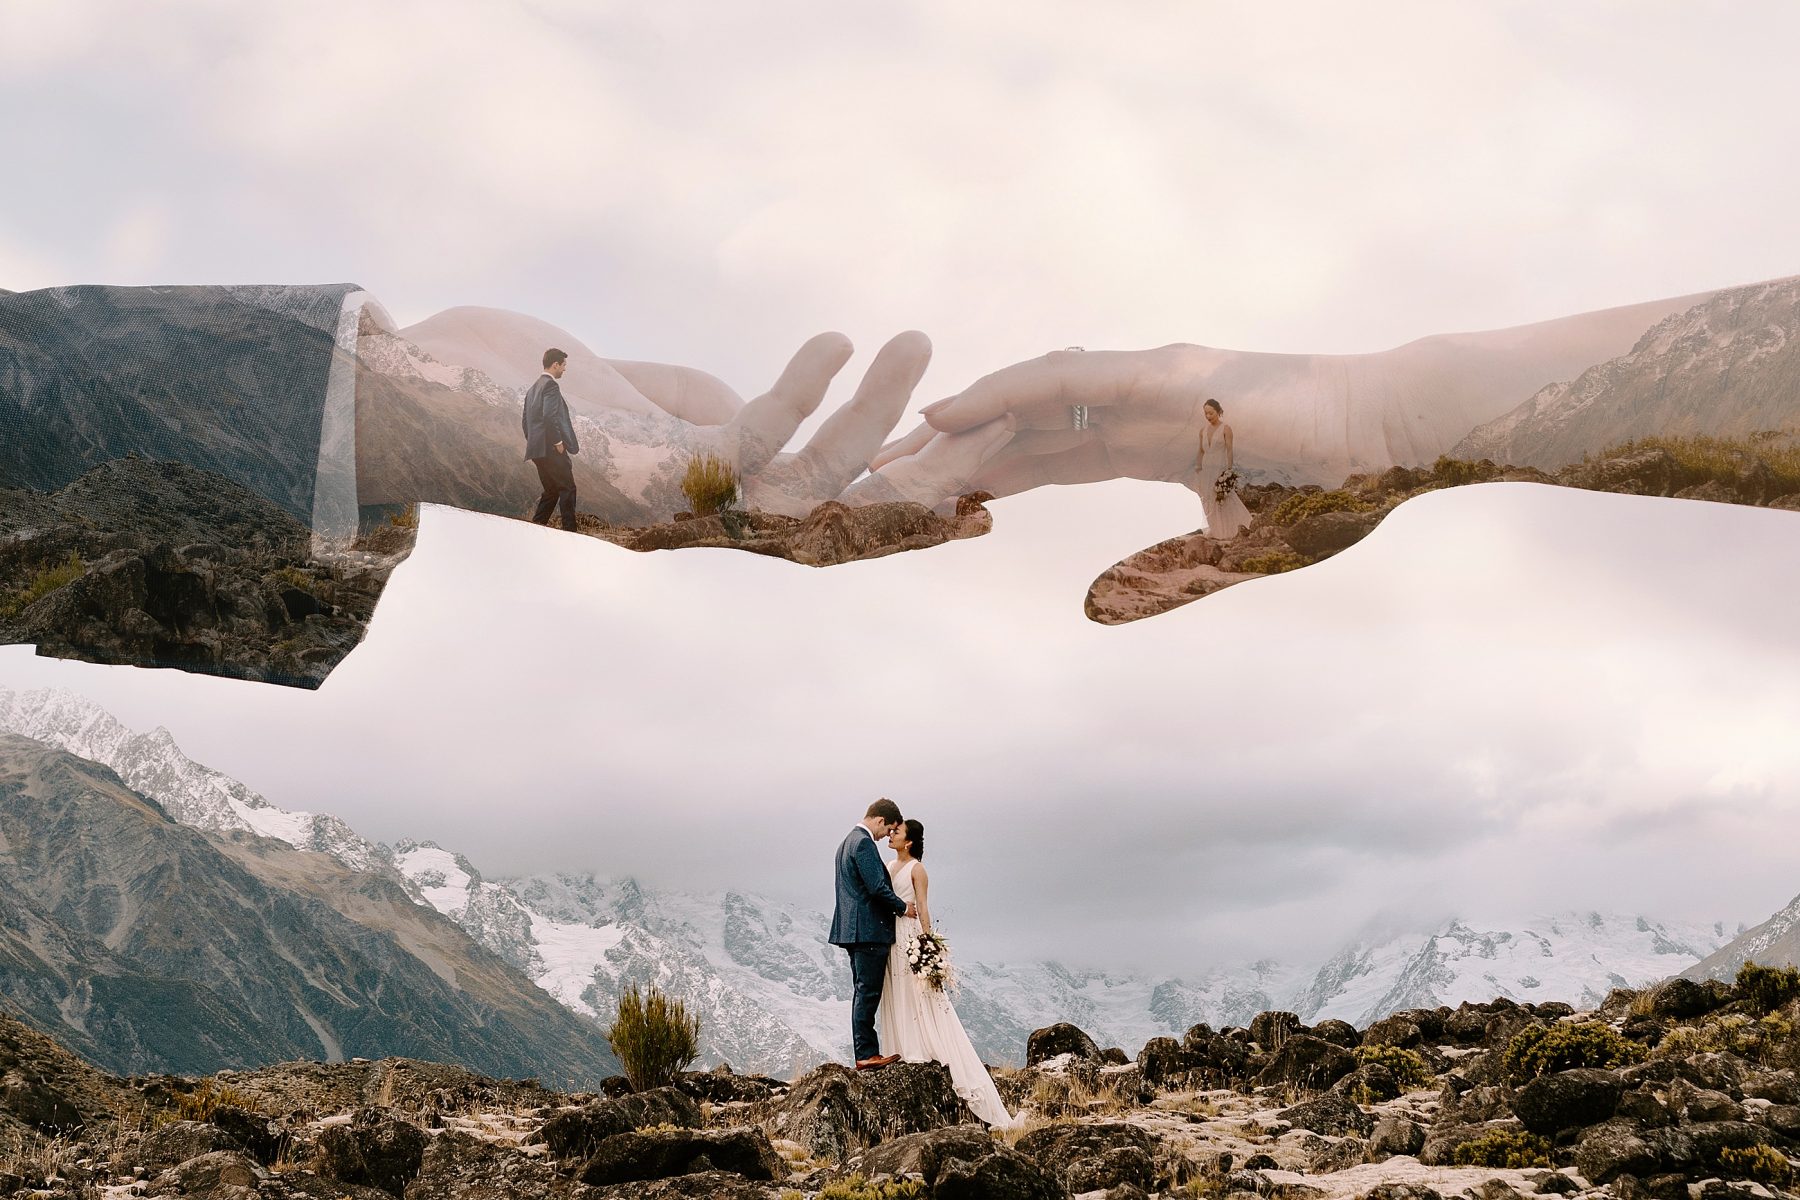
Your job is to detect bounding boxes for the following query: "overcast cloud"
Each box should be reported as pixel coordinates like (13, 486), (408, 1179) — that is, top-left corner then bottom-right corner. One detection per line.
(3, 1), (1800, 975)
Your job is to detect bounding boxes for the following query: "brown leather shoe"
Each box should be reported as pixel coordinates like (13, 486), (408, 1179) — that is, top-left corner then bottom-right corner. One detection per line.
(854, 1056), (887, 1070)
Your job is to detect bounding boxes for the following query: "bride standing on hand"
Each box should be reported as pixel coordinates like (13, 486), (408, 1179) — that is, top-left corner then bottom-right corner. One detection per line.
(1198, 397), (1252, 539)
(877, 820), (1018, 1129)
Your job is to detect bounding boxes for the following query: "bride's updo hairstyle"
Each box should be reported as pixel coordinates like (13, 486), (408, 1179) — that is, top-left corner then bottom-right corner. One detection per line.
(1204, 398), (1224, 415)
(902, 819), (925, 859)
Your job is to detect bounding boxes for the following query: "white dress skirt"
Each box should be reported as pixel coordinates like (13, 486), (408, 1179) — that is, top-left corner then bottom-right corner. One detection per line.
(876, 859), (1018, 1128)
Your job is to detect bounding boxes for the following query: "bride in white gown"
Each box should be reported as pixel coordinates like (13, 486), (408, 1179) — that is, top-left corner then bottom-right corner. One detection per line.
(1198, 397), (1252, 538)
(876, 820), (1019, 1129)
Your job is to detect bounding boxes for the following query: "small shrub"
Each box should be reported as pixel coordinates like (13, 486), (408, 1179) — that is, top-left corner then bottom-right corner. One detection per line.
(607, 982), (700, 1092)
(1716, 1144), (1792, 1185)
(680, 453), (741, 517)
(175, 1080), (261, 1122)
(1737, 960), (1800, 1016)
(1354, 1044), (1434, 1090)
(1236, 549), (1309, 575)
(0, 551), (84, 619)
(1268, 489), (1368, 526)
(1502, 1021), (1644, 1080)
(389, 504), (419, 529)
(1429, 456), (1500, 488)
(1450, 1128), (1554, 1168)
(1599, 432), (1800, 496)
(813, 1174), (927, 1200)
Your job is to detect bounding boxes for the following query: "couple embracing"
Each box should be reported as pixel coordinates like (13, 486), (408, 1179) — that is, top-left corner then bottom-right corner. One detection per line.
(829, 799), (1018, 1128)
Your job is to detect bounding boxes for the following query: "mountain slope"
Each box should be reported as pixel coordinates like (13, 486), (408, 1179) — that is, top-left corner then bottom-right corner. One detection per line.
(1679, 890), (1800, 983)
(1452, 276), (1800, 469)
(0, 733), (620, 1082)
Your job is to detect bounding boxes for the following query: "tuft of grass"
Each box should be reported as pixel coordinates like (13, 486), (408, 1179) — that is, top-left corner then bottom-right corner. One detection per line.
(1654, 1011), (1795, 1068)
(0, 551), (84, 619)
(175, 1079), (263, 1122)
(1502, 1021), (1643, 1080)
(1450, 1129), (1553, 1169)
(680, 453), (741, 517)
(389, 504), (419, 529)
(1354, 1044), (1434, 1090)
(607, 982), (700, 1093)
(1738, 960), (1800, 1016)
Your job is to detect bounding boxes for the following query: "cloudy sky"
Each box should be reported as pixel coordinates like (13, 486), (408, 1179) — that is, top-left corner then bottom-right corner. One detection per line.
(4, 1), (1800, 974)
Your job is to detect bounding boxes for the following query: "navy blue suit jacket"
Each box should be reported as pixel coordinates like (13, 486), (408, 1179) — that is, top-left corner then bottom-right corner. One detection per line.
(829, 826), (908, 947)
(522, 373), (580, 460)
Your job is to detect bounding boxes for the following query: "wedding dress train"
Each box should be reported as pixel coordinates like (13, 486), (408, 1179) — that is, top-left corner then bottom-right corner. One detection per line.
(876, 859), (1018, 1128)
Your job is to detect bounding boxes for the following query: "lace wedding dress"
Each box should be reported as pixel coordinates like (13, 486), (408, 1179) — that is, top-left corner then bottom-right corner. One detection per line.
(876, 859), (1018, 1128)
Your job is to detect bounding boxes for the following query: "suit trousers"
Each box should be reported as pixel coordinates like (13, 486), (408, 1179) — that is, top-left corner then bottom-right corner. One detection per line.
(530, 452), (578, 531)
(844, 942), (891, 1062)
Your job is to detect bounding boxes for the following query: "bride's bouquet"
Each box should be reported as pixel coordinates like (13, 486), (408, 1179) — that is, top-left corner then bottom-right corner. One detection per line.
(1213, 467), (1242, 502)
(905, 928), (956, 993)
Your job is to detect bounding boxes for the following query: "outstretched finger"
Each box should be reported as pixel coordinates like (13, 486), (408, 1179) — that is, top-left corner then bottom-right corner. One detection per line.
(869, 421), (936, 472)
(796, 330), (932, 490)
(963, 439), (1118, 499)
(728, 332), (855, 475)
(841, 417), (1015, 509)
(920, 349), (1140, 434)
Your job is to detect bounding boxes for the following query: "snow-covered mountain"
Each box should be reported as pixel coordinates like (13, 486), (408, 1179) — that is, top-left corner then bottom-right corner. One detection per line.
(1681, 892), (1800, 984)
(0, 685), (1758, 1076)
(0, 686), (401, 881)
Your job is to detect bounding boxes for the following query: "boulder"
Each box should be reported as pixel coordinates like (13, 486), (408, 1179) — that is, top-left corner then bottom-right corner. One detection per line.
(577, 1126), (782, 1187)
(1312, 1020), (1362, 1048)
(1249, 1011), (1306, 1050)
(1015, 1121), (1157, 1193)
(1282, 509), (1383, 558)
(1332, 1064), (1401, 1103)
(404, 1130), (572, 1200)
(1644, 978), (1718, 1020)
(1420, 1120), (1525, 1167)
(1027, 1023), (1102, 1066)
(1573, 1119), (1665, 1184)
(1137, 1036), (1191, 1087)
(1360, 1186), (1443, 1200)
(533, 1086), (703, 1165)
(1363, 1016), (1425, 1050)
(751, 1062), (972, 1161)
(1369, 1115), (1426, 1158)
(1514, 1068), (1624, 1136)
(311, 1109), (427, 1197)
(849, 1124), (1066, 1199)
(1277, 1093), (1374, 1137)
(1256, 1035), (1359, 1091)
(136, 1120), (245, 1172)
(146, 1150), (264, 1198)
(587, 1170), (778, 1199)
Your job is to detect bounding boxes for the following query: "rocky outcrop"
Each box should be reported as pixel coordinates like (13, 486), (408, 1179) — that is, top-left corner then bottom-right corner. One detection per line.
(750, 1062), (974, 1161)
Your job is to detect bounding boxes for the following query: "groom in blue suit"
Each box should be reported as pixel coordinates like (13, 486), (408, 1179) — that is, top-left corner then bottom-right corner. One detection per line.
(830, 798), (916, 1070)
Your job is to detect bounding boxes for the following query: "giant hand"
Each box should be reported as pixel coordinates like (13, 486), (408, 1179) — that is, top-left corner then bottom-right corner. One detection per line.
(868, 289), (1719, 507)
(383, 306), (1012, 520)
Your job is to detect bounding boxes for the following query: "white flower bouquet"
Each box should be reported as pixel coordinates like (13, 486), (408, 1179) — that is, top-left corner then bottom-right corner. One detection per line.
(1213, 467), (1242, 503)
(905, 928), (956, 993)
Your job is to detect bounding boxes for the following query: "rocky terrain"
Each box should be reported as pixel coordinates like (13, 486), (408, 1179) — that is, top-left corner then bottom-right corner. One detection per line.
(1085, 437), (1800, 626)
(4, 968), (1798, 1200)
(0, 456), (415, 687)
(1453, 279), (1800, 471)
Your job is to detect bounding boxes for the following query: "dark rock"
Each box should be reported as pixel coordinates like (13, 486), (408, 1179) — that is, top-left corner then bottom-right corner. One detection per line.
(1677, 1054), (1750, 1097)
(1680, 1119), (1772, 1163)
(1227, 1168), (1274, 1194)
(1369, 1114), (1426, 1158)
(751, 1061), (972, 1162)
(1306, 1136), (1367, 1173)
(587, 1170), (777, 1199)
(146, 1150), (263, 1197)
(1559, 447), (1683, 496)
(1363, 1016), (1425, 1049)
(1361, 1186), (1442, 1200)
(208, 1103), (285, 1166)
(1533, 1173), (1579, 1194)
(1243, 1153), (1279, 1170)
(1515, 1068), (1624, 1136)
(1017, 1122), (1156, 1193)
(1312, 1020), (1362, 1048)
(311, 1109), (427, 1197)
(577, 1126), (781, 1187)
(403, 1129), (570, 1200)
(848, 1123), (995, 1181)
(1255, 1034), (1358, 1091)
(1757, 1103), (1800, 1136)
(1574, 1119), (1666, 1183)
(1470, 1181), (1528, 1200)
(1332, 1063), (1401, 1103)
(137, 1120), (245, 1171)
(1679, 1085), (1746, 1124)
(1420, 1120), (1525, 1167)
(1283, 509), (1383, 558)
(1278, 1092), (1374, 1137)
(1441, 1084), (1518, 1125)
(1027, 1023), (1102, 1066)
(1616, 1087), (1676, 1127)
(1645, 978), (1719, 1020)
(1532, 1003), (1577, 1020)
(1446, 1008), (1494, 1044)
(1742, 1070), (1800, 1105)
(1642, 1173), (1692, 1200)
(534, 1086), (702, 1165)
(1249, 1011), (1306, 1050)
(934, 1146), (1067, 1200)
(1137, 1036), (1191, 1087)
(1099, 1047), (1131, 1066)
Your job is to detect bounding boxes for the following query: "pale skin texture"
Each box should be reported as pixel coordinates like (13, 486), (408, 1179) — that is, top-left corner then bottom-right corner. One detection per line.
(886, 825), (930, 933)
(389, 306), (1013, 521)
(868, 289), (1718, 501)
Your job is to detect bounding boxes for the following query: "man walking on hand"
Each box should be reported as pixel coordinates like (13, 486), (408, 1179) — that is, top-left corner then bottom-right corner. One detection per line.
(829, 798), (916, 1070)
(523, 347), (580, 531)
